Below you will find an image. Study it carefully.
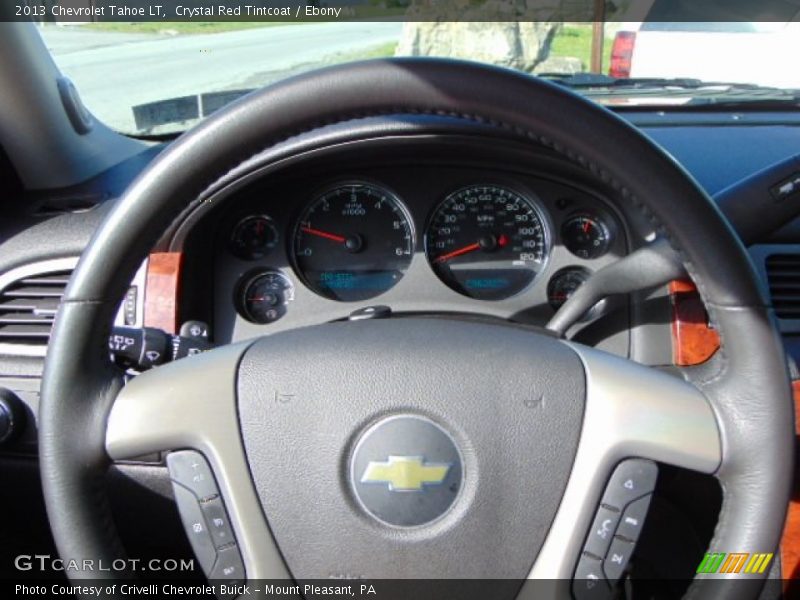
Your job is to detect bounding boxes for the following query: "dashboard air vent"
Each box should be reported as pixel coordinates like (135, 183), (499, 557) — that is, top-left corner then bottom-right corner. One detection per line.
(0, 270), (71, 347)
(766, 254), (800, 319)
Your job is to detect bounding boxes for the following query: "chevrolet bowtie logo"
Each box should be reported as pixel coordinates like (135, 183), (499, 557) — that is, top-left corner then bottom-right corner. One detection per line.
(360, 456), (451, 491)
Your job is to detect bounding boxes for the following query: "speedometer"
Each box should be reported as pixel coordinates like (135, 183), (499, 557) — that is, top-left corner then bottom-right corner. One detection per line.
(425, 185), (550, 300)
(292, 182), (414, 302)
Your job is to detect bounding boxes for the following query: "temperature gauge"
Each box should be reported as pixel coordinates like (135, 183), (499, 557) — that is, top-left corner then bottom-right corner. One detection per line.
(230, 215), (279, 260)
(236, 270), (294, 324)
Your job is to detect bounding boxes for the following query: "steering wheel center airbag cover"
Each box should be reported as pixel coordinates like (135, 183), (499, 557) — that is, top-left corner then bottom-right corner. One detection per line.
(237, 318), (585, 578)
(350, 414), (464, 527)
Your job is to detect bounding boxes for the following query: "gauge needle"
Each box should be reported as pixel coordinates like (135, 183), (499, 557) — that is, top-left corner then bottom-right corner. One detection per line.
(434, 242), (481, 264)
(435, 234), (510, 264)
(582, 220), (592, 234)
(301, 226), (346, 244)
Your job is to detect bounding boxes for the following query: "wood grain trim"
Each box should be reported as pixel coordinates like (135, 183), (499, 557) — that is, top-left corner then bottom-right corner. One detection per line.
(144, 252), (183, 334)
(782, 381), (800, 585)
(669, 280), (721, 366)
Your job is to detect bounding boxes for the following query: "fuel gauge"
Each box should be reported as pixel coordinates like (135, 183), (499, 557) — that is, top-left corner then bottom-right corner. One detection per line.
(230, 215), (279, 260)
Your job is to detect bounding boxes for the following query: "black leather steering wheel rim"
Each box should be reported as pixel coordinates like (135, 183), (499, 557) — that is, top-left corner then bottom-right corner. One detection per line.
(39, 58), (793, 596)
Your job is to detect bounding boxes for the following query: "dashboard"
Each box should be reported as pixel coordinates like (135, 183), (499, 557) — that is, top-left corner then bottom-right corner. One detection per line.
(2, 106), (800, 582)
(167, 135), (651, 353)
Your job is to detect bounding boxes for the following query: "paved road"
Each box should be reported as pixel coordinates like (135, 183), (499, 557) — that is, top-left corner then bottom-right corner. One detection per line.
(39, 22), (403, 133)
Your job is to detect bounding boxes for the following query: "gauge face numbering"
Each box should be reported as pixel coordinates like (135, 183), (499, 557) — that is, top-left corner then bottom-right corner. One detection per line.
(425, 185), (550, 300)
(292, 183), (414, 302)
(561, 213), (612, 259)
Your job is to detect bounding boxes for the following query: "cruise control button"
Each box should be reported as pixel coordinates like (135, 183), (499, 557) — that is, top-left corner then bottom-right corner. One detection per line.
(201, 497), (236, 547)
(583, 506), (621, 559)
(167, 450), (219, 500)
(573, 554), (611, 600)
(603, 459), (657, 510)
(171, 482), (217, 573)
(616, 494), (652, 542)
(604, 536), (636, 583)
(210, 544), (245, 581)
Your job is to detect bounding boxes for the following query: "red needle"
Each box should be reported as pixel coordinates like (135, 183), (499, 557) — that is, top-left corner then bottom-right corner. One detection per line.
(582, 220), (592, 234)
(435, 242), (481, 264)
(301, 226), (346, 244)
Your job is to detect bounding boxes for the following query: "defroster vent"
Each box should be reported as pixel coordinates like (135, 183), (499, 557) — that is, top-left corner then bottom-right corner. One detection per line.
(766, 254), (800, 319)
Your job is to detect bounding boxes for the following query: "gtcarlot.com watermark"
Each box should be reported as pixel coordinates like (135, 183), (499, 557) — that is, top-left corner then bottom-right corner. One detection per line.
(14, 554), (194, 573)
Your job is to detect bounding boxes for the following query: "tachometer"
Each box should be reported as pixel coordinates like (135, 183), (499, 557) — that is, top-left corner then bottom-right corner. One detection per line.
(292, 183), (414, 302)
(425, 185), (550, 300)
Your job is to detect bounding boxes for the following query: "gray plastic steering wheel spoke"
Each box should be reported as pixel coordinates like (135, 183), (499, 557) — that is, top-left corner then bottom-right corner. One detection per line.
(105, 341), (290, 580)
(529, 342), (721, 582)
(105, 334), (721, 586)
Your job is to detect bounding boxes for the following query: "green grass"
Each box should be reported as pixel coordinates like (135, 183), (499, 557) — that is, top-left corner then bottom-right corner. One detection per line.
(332, 41), (397, 62)
(550, 24), (614, 73)
(80, 21), (299, 35)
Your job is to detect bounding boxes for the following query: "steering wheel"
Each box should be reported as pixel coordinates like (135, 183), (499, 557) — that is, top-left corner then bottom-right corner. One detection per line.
(39, 59), (793, 598)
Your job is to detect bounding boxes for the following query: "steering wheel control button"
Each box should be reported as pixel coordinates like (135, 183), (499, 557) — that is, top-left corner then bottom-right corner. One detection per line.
(573, 554), (611, 600)
(209, 544), (245, 582)
(603, 536), (636, 583)
(603, 459), (658, 510)
(171, 483), (217, 573)
(583, 506), (621, 559)
(167, 450), (246, 590)
(200, 497), (235, 546)
(167, 450), (219, 501)
(577, 461), (656, 592)
(350, 415), (463, 527)
(615, 494), (652, 542)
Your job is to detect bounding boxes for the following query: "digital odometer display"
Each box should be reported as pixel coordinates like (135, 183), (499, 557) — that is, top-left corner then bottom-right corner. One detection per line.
(292, 183), (415, 302)
(425, 185), (550, 300)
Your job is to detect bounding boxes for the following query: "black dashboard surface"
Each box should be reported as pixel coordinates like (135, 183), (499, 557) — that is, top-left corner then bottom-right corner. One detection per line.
(634, 115), (800, 195)
(1, 110), (799, 379)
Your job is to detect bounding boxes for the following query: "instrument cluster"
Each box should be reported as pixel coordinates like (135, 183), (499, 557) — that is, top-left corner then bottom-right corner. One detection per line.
(217, 177), (623, 327)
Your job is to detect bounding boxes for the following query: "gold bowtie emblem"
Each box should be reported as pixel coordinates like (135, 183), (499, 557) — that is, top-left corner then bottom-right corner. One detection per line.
(361, 456), (451, 491)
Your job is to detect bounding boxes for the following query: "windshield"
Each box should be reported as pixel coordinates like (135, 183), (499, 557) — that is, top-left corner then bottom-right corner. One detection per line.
(38, 17), (800, 136)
